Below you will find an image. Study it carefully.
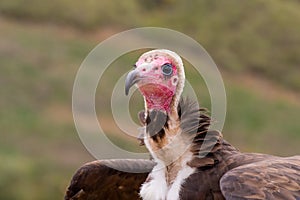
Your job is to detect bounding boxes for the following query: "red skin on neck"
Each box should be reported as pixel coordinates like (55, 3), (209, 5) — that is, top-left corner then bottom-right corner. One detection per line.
(139, 83), (174, 113)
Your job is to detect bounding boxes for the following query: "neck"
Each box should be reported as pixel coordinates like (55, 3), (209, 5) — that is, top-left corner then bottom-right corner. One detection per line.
(143, 98), (215, 164)
(144, 95), (173, 113)
(144, 94), (180, 118)
(143, 99), (189, 166)
(142, 98), (221, 186)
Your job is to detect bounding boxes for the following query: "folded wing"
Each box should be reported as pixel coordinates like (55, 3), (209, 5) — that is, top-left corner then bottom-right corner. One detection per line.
(220, 156), (300, 200)
(64, 159), (155, 200)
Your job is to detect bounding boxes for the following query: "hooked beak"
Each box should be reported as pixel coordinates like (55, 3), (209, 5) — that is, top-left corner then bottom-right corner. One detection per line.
(125, 69), (139, 95)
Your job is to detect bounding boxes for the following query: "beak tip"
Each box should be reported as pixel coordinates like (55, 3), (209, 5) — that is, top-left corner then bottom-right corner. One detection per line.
(125, 69), (139, 96)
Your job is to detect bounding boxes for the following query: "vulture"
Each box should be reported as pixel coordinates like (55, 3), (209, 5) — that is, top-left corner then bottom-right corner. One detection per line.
(65, 49), (300, 200)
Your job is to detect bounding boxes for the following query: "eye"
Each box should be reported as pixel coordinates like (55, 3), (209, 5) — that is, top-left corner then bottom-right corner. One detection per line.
(161, 63), (173, 76)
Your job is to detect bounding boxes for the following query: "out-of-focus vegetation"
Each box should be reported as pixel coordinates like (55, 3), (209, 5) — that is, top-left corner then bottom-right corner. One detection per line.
(0, 0), (299, 199)
(1, 0), (300, 90)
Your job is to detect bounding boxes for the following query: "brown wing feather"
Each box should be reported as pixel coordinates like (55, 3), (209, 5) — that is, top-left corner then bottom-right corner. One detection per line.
(64, 159), (155, 200)
(220, 156), (300, 200)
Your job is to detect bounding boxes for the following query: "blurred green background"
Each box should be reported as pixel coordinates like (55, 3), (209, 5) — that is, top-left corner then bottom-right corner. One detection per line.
(1, 0), (300, 199)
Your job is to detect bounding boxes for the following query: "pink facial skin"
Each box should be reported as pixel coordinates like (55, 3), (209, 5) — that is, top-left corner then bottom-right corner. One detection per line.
(135, 55), (178, 112)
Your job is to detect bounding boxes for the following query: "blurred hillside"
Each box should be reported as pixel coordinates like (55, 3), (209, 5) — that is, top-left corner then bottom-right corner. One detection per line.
(0, 0), (300, 200)
(1, 0), (300, 91)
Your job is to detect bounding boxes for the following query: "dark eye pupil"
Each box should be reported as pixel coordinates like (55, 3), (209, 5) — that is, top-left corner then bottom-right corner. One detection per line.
(161, 63), (173, 76)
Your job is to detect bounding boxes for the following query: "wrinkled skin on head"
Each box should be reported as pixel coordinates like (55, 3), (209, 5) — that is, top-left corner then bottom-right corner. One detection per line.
(125, 53), (179, 113)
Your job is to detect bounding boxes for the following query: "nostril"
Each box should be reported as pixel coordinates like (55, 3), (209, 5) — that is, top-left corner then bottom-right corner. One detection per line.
(142, 68), (146, 72)
(154, 67), (159, 70)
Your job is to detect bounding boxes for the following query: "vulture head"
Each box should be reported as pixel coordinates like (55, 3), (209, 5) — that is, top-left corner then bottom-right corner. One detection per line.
(125, 49), (185, 116)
